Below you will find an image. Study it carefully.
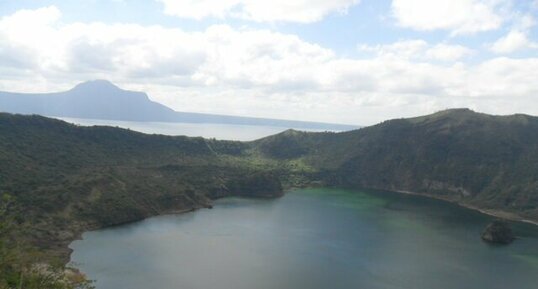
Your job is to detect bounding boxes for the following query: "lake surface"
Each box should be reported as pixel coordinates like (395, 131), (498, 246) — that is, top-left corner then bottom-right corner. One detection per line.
(70, 188), (538, 289)
(57, 117), (337, 141)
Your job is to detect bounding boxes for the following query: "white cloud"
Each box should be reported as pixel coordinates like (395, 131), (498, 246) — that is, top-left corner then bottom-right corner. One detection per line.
(514, 14), (536, 30)
(359, 40), (473, 62)
(1, 6), (538, 125)
(0, 6), (64, 70)
(391, 0), (505, 35)
(156, 0), (360, 23)
(359, 40), (428, 59)
(425, 44), (474, 61)
(491, 30), (538, 53)
(489, 11), (537, 54)
(192, 25), (334, 88)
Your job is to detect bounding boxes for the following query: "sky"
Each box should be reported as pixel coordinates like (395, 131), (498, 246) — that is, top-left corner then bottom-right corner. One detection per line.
(0, 0), (537, 125)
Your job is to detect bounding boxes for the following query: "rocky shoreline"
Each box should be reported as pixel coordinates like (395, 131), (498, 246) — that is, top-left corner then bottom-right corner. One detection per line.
(395, 189), (538, 226)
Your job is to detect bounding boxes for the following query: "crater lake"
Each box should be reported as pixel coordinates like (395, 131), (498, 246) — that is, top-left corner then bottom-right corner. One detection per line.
(69, 188), (538, 289)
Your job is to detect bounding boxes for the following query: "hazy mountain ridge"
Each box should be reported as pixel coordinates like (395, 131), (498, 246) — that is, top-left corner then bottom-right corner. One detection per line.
(0, 80), (358, 130)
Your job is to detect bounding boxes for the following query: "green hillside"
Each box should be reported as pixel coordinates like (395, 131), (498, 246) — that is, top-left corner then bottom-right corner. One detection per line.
(251, 108), (538, 220)
(0, 113), (283, 288)
(2, 109), (538, 288)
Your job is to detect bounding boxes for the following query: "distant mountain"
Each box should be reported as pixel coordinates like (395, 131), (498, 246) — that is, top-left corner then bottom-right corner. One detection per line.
(0, 80), (357, 130)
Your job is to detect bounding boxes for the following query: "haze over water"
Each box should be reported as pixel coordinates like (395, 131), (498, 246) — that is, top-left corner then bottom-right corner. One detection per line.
(58, 117), (340, 141)
(70, 188), (538, 289)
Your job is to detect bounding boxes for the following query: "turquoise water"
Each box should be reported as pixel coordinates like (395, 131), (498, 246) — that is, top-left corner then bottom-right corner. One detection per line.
(69, 188), (538, 289)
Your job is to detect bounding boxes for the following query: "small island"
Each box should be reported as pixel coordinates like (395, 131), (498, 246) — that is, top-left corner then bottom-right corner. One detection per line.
(481, 220), (515, 245)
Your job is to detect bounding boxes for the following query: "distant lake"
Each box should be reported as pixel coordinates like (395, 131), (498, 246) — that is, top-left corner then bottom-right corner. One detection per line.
(70, 188), (538, 289)
(57, 117), (343, 141)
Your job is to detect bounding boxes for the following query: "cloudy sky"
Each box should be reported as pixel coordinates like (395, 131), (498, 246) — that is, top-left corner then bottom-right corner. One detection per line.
(1, 0), (537, 125)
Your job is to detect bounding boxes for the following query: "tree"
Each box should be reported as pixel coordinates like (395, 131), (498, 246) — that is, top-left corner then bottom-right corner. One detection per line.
(0, 194), (18, 288)
(0, 194), (94, 289)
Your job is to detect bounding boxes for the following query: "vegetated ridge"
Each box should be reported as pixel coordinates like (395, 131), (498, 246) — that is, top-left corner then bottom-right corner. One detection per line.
(1, 108), (538, 287)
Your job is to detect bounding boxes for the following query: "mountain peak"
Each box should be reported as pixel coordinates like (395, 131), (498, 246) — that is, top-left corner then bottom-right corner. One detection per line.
(432, 108), (475, 116)
(71, 80), (122, 92)
(405, 108), (480, 124)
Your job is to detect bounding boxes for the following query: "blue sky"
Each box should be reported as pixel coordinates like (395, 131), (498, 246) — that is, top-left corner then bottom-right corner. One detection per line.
(0, 0), (537, 124)
(4, 0), (532, 55)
